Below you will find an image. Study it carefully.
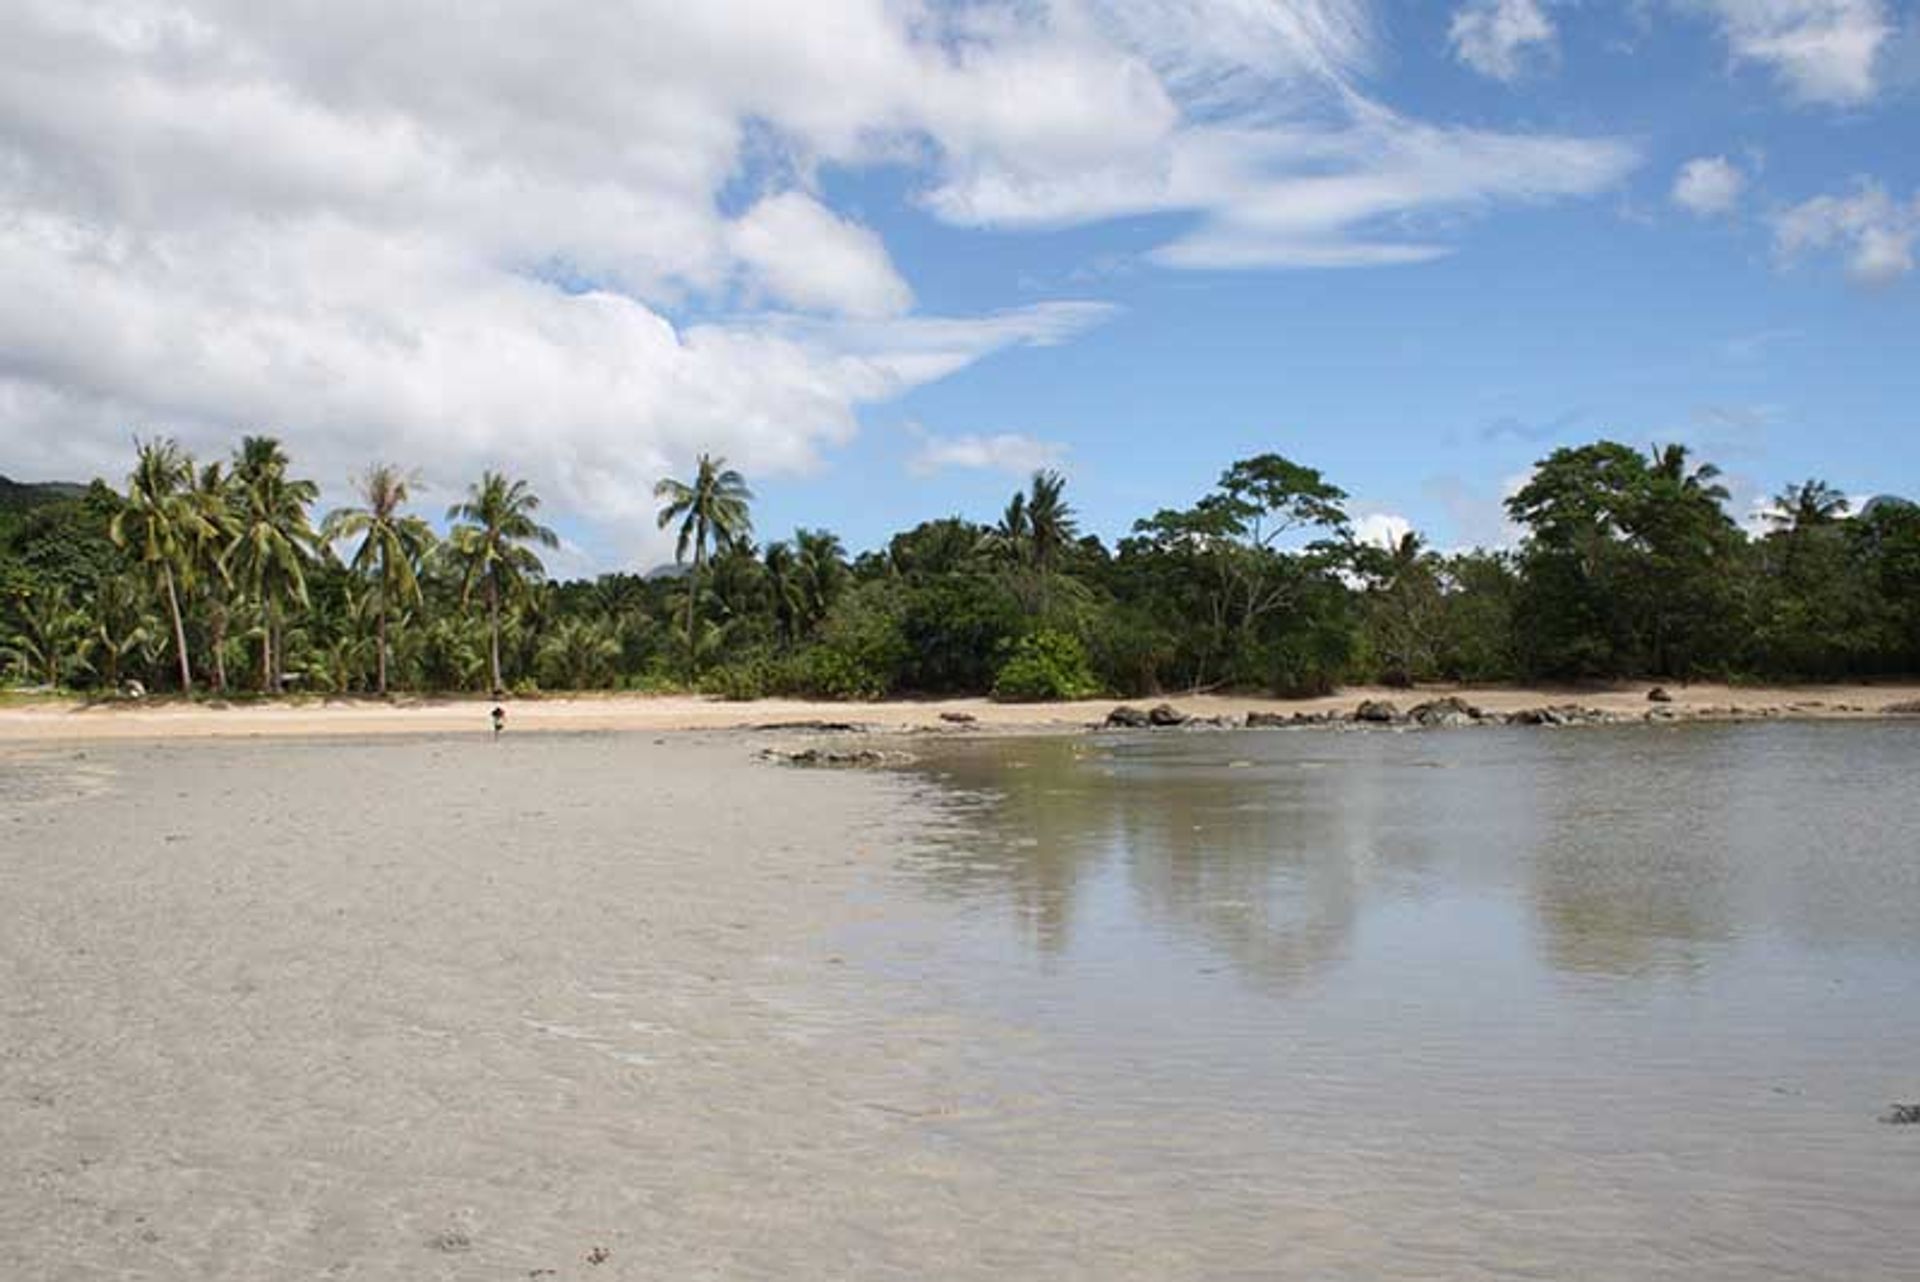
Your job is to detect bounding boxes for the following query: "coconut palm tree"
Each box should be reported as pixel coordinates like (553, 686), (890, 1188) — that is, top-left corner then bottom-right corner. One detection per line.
(323, 464), (436, 695)
(654, 454), (753, 674)
(446, 471), (558, 694)
(792, 528), (848, 634)
(1647, 443), (1730, 502)
(86, 574), (152, 690)
(110, 437), (210, 693)
(762, 540), (804, 645)
(1769, 478), (1850, 532)
(228, 436), (323, 692)
(3, 586), (92, 687)
(190, 461), (240, 692)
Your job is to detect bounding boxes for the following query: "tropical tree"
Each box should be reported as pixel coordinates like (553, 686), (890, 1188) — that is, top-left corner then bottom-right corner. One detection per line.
(654, 454), (753, 674)
(109, 438), (210, 692)
(792, 527), (849, 634)
(86, 574), (152, 690)
(537, 616), (621, 689)
(323, 464), (436, 695)
(228, 436), (324, 692)
(762, 540), (804, 645)
(446, 471), (558, 694)
(1769, 479), (1850, 533)
(189, 461), (240, 692)
(3, 585), (92, 687)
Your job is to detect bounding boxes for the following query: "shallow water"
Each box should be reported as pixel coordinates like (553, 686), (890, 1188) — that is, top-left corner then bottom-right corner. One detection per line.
(3, 723), (1917, 1279)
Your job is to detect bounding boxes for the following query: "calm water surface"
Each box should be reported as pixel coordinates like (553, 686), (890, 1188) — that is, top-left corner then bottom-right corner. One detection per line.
(867, 721), (1920, 1278)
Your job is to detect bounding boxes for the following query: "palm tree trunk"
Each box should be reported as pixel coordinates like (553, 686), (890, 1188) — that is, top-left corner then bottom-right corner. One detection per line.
(259, 620), (273, 694)
(210, 608), (228, 693)
(161, 563), (192, 694)
(685, 537), (704, 678)
(377, 602), (389, 696)
(487, 574), (502, 695)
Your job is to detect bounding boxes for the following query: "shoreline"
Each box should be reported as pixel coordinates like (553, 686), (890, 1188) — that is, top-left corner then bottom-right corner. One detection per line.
(3, 681), (1918, 743)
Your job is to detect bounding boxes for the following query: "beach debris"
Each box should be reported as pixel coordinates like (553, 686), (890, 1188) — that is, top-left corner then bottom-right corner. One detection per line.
(586, 1245), (612, 1265)
(1352, 699), (1403, 724)
(1104, 705), (1152, 728)
(1148, 703), (1189, 726)
(758, 746), (909, 768)
(1647, 686), (1674, 703)
(938, 711), (978, 725)
(427, 1229), (472, 1253)
(751, 719), (866, 733)
(1407, 696), (1481, 727)
(121, 679), (146, 700)
(1881, 1103), (1920, 1124)
(1881, 700), (1920, 716)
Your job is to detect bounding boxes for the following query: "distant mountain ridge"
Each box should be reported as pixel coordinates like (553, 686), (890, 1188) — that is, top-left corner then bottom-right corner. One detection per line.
(0, 475), (87, 511)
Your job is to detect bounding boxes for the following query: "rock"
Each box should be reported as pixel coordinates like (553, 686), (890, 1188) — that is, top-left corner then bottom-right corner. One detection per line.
(1245, 711), (1290, 728)
(1407, 696), (1480, 728)
(121, 679), (146, 700)
(1104, 705), (1152, 728)
(1880, 1103), (1920, 1124)
(938, 711), (978, 725)
(1147, 703), (1189, 727)
(751, 719), (865, 733)
(1881, 699), (1920, 716)
(1352, 699), (1403, 724)
(1647, 686), (1673, 703)
(1512, 704), (1593, 726)
(758, 746), (908, 768)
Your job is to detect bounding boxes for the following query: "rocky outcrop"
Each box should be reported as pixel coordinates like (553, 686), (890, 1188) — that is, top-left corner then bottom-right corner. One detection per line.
(1104, 705), (1152, 728)
(1647, 686), (1673, 703)
(759, 746), (909, 768)
(1407, 696), (1481, 727)
(1881, 700), (1920, 716)
(1880, 1102), (1920, 1125)
(1148, 703), (1189, 727)
(1352, 699), (1403, 724)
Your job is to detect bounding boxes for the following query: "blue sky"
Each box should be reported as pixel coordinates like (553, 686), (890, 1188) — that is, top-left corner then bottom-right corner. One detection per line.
(1, 1), (1915, 570)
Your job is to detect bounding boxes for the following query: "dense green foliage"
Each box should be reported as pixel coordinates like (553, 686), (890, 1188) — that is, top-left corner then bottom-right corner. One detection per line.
(3, 437), (1917, 698)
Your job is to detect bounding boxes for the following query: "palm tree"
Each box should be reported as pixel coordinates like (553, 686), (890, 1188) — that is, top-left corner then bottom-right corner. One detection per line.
(762, 540), (804, 645)
(86, 574), (152, 690)
(323, 464), (436, 695)
(228, 436), (323, 692)
(992, 470), (1078, 615)
(1769, 478), (1850, 532)
(1647, 443), (1730, 502)
(793, 528), (848, 634)
(654, 454), (753, 674)
(446, 471), (558, 694)
(3, 586), (92, 687)
(109, 437), (210, 693)
(190, 461), (239, 693)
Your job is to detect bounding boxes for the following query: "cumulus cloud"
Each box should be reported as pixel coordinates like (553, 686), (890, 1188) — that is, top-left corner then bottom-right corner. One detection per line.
(0, 0), (1636, 561)
(1352, 510), (1415, 550)
(1449, 0), (1558, 82)
(1773, 179), (1919, 285)
(907, 429), (1069, 477)
(1672, 155), (1748, 216)
(1686, 0), (1895, 105)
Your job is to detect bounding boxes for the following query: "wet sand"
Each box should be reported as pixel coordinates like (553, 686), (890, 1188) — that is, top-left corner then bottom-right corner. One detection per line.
(5, 726), (1918, 1279)
(2, 680), (1918, 742)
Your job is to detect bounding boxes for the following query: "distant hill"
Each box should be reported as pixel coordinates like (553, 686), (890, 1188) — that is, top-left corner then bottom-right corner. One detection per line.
(0, 475), (88, 512)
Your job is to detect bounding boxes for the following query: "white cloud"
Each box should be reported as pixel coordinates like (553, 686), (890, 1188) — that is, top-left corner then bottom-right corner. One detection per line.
(0, 0), (1637, 563)
(1773, 179), (1919, 285)
(725, 193), (911, 318)
(1353, 511), (1415, 550)
(1686, 0), (1894, 105)
(1449, 0), (1558, 82)
(907, 429), (1069, 477)
(1672, 155), (1747, 216)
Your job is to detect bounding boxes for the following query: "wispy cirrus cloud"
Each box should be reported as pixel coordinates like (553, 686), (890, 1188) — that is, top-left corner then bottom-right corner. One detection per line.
(907, 429), (1069, 477)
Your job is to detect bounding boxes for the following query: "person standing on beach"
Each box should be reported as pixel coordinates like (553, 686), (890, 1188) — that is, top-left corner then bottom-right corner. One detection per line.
(490, 705), (505, 736)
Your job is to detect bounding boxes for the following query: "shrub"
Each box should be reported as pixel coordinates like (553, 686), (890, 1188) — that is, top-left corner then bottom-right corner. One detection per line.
(991, 629), (1100, 702)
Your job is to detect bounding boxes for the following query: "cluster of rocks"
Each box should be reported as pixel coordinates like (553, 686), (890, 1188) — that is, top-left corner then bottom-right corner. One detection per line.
(758, 745), (911, 768)
(1101, 696), (1644, 732)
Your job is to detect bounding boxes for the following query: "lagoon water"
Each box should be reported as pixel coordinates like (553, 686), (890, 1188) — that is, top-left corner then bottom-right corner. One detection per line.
(3, 722), (1918, 1279)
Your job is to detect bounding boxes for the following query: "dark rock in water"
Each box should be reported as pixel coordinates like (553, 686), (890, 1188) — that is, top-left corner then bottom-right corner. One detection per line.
(1647, 686), (1674, 703)
(751, 720), (866, 733)
(1881, 1103), (1920, 1125)
(1104, 705), (1152, 728)
(1881, 700), (1920, 716)
(759, 746), (907, 768)
(938, 710), (978, 724)
(1511, 703), (1603, 727)
(1408, 696), (1480, 727)
(1147, 703), (1189, 727)
(1352, 699), (1403, 724)
(1245, 711), (1290, 728)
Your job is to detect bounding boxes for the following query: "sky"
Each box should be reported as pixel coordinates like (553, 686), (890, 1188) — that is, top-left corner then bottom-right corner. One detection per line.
(1, 0), (1916, 573)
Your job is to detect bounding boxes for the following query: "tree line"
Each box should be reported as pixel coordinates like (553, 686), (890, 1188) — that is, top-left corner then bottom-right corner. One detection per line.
(3, 435), (1917, 699)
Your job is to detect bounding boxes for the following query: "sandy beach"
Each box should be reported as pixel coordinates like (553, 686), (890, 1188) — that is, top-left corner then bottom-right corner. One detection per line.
(2, 681), (1918, 742)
